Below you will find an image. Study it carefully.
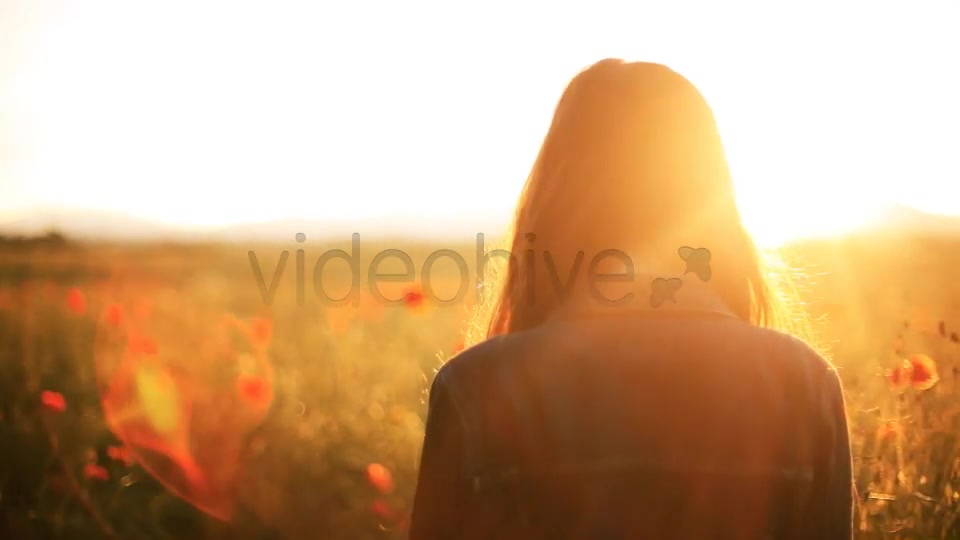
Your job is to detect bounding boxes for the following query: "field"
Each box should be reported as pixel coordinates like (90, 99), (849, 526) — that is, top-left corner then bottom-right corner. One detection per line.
(1, 234), (959, 540)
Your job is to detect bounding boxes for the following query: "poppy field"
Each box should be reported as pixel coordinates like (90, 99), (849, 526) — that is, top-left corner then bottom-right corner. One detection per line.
(1, 234), (959, 539)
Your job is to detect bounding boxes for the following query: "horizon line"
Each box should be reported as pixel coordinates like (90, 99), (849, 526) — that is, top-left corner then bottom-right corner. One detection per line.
(1, 203), (959, 249)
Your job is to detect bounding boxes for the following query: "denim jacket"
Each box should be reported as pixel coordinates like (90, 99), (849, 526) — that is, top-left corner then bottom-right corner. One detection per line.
(409, 282), (853, 540)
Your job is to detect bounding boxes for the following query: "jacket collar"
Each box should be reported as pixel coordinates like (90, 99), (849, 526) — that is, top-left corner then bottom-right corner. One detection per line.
(550, 270), (740, 323)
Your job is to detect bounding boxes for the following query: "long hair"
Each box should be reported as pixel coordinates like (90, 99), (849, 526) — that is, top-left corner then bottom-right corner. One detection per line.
(465, 58), (814, 348)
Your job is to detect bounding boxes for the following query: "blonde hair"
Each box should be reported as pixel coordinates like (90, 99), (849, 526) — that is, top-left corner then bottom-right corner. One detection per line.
(464, 59), (817, 351)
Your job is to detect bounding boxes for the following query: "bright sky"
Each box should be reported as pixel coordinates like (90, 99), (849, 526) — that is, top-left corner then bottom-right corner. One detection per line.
(1, 0), (958, 246)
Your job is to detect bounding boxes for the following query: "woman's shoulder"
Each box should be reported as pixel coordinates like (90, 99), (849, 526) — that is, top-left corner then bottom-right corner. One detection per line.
(432, 318), (839, 400)
(432, 327), (552, 390)
(747, 323), (839, 381)
(436, 332), (522, 379)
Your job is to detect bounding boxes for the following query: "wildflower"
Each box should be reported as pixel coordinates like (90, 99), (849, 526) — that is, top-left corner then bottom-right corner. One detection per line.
(107, 445), (135, 466)
(41, 390), (67, 412)
(366, 463), (394, 494)
(907, 353), (939, 391)
(888, 354), (940, 392)
(248, 318), (272, 348)
(371, 499), (394, 520)
(65, 287), (86, 315)
(104, 303), (125, 328)
(887, 359), (912, 391)
(127, 334), (158, 356)
(236, 375), (272, 408)
(83, 462), (109, 481)
(403, 289), (424, 309)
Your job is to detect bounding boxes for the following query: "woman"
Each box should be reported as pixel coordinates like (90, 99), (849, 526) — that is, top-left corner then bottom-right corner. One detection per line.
(409, 59), (853, 539)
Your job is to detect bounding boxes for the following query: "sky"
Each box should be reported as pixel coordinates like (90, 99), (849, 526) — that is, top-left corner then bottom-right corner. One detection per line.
(1, 0), (958, 246)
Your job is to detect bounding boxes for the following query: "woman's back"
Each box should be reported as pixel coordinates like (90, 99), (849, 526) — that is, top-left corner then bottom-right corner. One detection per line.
(410, 292), (851, 539)
(409, 58), (853, 539)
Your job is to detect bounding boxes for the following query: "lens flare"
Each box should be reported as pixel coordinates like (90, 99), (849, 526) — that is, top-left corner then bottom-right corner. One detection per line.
(94, 298), (275, 522)
(134, 365), (181, 434)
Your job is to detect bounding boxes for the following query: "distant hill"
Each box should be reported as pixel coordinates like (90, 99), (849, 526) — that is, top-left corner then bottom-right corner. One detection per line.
(205, 213), (509, 243)
(0, 204), (955, 244)
(857, 204), (960, 237)
(0, 207), (193, 241)
(0, 207), (511, 243)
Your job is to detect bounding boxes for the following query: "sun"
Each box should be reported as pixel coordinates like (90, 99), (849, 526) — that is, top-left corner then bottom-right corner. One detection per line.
(730, 163), (891, 249)
(724, 154), (892, 249)
(736, 192), (885, 249)
(710, 95), (891, 248)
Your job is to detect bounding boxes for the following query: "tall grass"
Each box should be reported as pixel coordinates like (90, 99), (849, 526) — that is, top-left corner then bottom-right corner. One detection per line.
(1, 235), (958, 539)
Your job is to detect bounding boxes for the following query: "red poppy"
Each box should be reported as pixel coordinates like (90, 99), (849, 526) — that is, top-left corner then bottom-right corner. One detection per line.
(107, 445), (135, 466)
(366, 463), (394, 494)
(236, 375), (272, 408)
(104, 303), (125, 328)
(83, 462), (109, 481)
(403, 289), (424, 308)
(41, 390), (67, 413)
(888, 354), (940, 392)
(887, 359), (911, 391)
(248, 318), (272, 349)
(127, 334), (158, 356)
(65, 287), (86, 315)
(907, 353), (939, 390)
(371, 499), (394, 520)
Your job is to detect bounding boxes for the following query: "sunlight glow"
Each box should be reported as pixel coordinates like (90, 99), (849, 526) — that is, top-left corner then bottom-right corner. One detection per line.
(1, 1), (958, 246)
